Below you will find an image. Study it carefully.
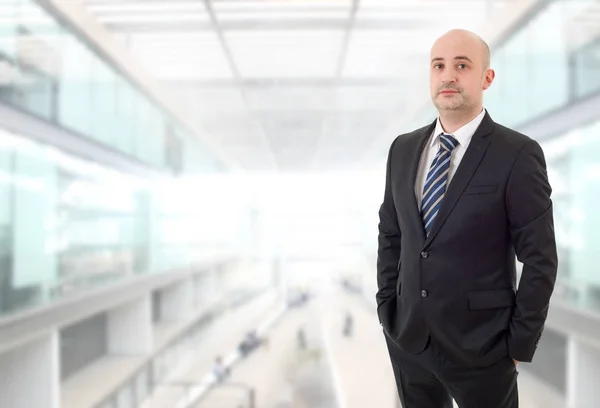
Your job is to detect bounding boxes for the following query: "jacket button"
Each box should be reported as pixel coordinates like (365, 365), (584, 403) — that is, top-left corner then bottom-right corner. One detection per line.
(420, 251), (429, 259)
(421, 290), (428, 298)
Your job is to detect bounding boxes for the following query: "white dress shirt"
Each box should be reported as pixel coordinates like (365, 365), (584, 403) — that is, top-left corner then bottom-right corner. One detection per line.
(415, 109), (486, 210)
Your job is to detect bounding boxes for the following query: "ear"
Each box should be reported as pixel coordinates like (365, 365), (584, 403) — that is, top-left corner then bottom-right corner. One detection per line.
(482, 68), (495, 90)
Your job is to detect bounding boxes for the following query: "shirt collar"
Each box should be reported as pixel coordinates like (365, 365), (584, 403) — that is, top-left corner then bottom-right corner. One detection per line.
(431, 108), (486, 147)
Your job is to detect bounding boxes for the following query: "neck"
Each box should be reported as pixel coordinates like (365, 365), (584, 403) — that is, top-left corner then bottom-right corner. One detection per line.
(438, 107), (483, 134)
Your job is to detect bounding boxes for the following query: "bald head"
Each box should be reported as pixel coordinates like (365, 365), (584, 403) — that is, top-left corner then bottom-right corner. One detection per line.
(429, 29), (495, 116)
(432, 29), (490, 70)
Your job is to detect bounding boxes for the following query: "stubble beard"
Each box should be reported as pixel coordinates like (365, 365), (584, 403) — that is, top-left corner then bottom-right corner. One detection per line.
(434, 91), (470, 112)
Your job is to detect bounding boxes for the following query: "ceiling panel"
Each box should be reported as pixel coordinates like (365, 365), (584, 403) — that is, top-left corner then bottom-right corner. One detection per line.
(165, 83), (247, 112)
(243, 86), (335, 111)
(225, 30), (345, 78)
(203, 118), (277, 171)
(79, 0), (524, 172)
(564, 0), (600, 50)
(333, 85), (406, 111)
(128, 32), (234, 79)
(87, 2), (207, 14)
(258, 111), (326, 171)
(97, 13), (210, 24)
(312, 111), (392, 171)
(342, 30), (432, 78)
(217, 10), (350, 21)
(213, 0), (353, 12)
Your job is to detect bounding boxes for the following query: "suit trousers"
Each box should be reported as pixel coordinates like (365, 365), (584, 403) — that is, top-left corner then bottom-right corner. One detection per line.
(384, 333), (519, 408)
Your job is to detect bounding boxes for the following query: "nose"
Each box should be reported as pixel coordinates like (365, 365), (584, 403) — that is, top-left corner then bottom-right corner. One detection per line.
(441, 75), (456, 85)
(441, 68), (457, 85)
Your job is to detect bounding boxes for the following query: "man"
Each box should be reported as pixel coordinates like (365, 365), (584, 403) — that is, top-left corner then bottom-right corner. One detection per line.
(376, 29), (558, 408)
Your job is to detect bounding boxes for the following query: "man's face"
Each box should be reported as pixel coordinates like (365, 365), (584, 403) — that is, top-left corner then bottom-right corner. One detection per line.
(429, 32), (492, 113)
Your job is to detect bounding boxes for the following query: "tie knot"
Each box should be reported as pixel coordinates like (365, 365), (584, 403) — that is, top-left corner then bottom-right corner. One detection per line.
(439, 133), (458, 152)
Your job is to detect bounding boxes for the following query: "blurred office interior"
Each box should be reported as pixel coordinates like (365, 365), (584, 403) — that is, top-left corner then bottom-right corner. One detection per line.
(0, 0), (600, 407)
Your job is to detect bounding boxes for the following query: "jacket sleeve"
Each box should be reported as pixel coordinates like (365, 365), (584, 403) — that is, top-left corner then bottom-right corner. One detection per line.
(506, 139), (558, 362)
(376, 138), (402, 309)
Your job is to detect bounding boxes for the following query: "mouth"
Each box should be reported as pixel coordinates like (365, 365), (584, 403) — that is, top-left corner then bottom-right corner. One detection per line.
(439, 90), (459, 95)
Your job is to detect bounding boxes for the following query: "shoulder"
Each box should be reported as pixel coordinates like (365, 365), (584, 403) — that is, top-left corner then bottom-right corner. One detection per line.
(492, 122), (539, 153)
(389, 124), (431, 154)
(490, 122), (547, 174)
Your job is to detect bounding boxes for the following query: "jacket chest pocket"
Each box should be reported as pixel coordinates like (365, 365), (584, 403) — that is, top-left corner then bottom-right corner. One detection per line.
(463, 184), (497, 195)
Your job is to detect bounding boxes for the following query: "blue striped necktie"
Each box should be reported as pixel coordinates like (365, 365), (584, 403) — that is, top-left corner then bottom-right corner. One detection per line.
(421, 133), (458, 235)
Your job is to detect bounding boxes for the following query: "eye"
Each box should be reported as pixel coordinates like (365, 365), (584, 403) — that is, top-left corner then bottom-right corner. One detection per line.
(457, 63), (467, 69)
(433, 63), (444, 69)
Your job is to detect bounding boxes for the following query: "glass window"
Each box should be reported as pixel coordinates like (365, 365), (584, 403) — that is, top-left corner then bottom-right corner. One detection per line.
(0, 126), (165, 317)
(131, 191), (150, 275)
(1, 0), (224, 173)
(135, 97), (152, 163)
(498, 28), (530, 127)
(0, 136), (14, 314)
(56, 165), (142, 293)
(565, 122), (600, 286)
(17, 0), (62, 81)
(2, 0), (59, 120)
(58, 33), (91, 136)
(572, 37), (600, 100)
(0, 0), (18, 60)
(0, 0), (229, 318)
(485, 46), (505, 123)
(114, 77), (135, 155)
(0, 1), (19, 110)
(90, 55), (116, 145)
(147, 106), (165, 167)
(12, 139), (57, 301)
(528, 1), (569, 117)
(487, 0), (572, 125)
(0, 139), (12, 230)
(15, 66), (53, 119)
(545, 119), (600, 312)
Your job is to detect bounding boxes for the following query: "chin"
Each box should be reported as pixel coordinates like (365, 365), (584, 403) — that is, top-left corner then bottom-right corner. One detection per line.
(436, 98), (466, 111)
(436, 103), (462, 112)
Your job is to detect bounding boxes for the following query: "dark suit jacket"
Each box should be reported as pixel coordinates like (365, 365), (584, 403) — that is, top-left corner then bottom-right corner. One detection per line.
(376, 111), (558, 368)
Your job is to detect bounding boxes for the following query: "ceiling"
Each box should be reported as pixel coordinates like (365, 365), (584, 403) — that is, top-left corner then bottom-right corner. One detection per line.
(80, 0), (520, 172)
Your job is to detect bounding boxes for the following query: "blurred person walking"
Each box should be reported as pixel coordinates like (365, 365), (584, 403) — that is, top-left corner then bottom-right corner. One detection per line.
(342, 312), (353, 338)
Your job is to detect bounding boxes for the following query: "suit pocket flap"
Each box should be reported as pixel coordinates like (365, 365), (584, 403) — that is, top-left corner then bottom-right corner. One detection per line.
(468, 289), (515, 310)
(463, 184), (497, 195)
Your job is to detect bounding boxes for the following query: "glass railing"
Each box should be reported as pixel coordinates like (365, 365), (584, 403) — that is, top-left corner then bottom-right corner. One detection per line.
(485, 0), (600, 128)
(0, 0), (223, 173)
(0, 125), (242, 318)
(542, 118), (600, 314)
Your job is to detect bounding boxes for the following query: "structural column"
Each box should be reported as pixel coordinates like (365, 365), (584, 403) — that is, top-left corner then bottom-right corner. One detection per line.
(567, 336), (600, 408)
(208, 264), (220, 301)
(160, 278), (194, 321)
(192, 271), (212, 308)
(107, 294), (153, 355)
(0, 332), (60, 408)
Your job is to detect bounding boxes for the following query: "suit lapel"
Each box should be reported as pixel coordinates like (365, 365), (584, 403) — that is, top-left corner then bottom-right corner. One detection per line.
(423, 112), (495, 249)
(404, 120), (436, 242)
